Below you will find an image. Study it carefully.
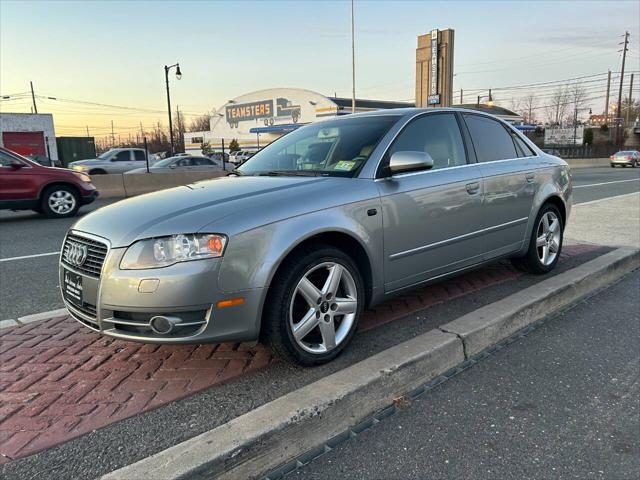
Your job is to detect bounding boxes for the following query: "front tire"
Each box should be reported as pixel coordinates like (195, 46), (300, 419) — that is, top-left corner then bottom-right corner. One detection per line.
(263, 244), (364, 366)
(512, 203), (564, 274)
(41, 185), (79, 218)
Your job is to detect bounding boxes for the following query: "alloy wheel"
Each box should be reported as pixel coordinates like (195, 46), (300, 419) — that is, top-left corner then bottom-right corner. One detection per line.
(289, 262), (358, 354)
(48, 190), (76, 215)
(535, 211), (561, 266)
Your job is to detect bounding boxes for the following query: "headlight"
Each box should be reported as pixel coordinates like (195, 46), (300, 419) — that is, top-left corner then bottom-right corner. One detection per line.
(72, 172), (92, 183)
(120, 233), (227, 270)
(71, 164), (89, 171)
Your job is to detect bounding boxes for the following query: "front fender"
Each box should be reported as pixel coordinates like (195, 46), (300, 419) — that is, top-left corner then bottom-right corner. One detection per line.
(217, 199), (383, 294)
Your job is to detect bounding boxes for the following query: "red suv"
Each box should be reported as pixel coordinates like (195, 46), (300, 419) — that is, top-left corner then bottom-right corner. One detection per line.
(0, 147), (98, 218)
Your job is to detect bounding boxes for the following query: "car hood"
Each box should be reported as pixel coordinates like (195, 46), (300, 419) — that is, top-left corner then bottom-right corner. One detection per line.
(69, 158), (101, 166)
(72, 175), (370, 247)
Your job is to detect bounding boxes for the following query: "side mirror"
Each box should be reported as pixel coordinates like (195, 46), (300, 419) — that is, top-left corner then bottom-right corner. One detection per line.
(9, 160), (25, 169)
(169, 163), (177, 169)
(388, 151), (434, 175)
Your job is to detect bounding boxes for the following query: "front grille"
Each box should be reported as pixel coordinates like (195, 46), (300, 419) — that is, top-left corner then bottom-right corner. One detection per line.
(67, 303), (99, 331)
(61, 233), (108, 278)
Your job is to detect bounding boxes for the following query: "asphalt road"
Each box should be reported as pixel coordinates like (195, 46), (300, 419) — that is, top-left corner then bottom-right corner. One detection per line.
(0, 166), (638, 320)
(290, 268), (640, 480)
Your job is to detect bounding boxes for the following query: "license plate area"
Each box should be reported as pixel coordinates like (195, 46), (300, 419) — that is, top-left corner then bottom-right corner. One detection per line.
(63, 269), (84, 309)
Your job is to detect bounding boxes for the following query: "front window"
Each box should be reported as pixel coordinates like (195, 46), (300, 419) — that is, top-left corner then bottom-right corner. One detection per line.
(97, 149), (115, 159)
(153, 156), (181, 168)
(238, 115), (400, 176)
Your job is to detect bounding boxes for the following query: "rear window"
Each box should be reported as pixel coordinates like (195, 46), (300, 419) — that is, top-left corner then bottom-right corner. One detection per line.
(464, 114), (518, 162)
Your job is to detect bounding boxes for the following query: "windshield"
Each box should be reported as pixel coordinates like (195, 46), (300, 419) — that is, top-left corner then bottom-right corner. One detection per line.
(97, 149), (115, 159)
(153, 157), (180, 167)
(238, 115), (400, 176)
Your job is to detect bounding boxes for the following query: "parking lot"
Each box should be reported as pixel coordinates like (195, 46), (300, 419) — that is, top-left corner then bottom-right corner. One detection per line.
(1, 165), (638, 322)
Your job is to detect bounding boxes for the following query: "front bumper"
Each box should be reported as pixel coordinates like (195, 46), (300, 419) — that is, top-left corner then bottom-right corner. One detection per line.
(80, 190), (99, 205)
(59, 230), (264, 344)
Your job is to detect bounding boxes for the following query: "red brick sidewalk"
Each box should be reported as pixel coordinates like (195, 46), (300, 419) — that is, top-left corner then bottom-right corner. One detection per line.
(0, 245), (600, 463)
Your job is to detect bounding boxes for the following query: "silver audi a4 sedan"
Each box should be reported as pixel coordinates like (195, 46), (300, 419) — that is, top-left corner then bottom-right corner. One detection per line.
(59, 108), (572, 365)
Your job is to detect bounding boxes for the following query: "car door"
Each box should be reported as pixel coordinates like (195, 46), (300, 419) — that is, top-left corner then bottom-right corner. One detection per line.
(0, 150), (38, 204)
(110, 150), (133, 173)
(461, 114), (536, 259)
(376, 112), (486, 293)
(133, 150), (149, 169)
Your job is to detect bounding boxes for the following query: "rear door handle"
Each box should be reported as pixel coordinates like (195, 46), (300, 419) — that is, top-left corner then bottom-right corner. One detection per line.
(525, 172), (535, 183)
(465, 182), (480, 195)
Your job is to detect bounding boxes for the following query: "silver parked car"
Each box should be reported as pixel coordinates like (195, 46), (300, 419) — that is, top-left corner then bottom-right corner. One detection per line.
(59, 109), (572, 365)
(125, 155), (225, 174)
(69, 148), (153, 175)
(610, 150), (639, 168)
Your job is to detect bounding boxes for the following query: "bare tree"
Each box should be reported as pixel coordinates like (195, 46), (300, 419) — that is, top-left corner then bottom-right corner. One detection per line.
(188, 112), (212, 132)
(173, 107), (186, 153)
(568, 82), (588, 125)
(508, 97), (522, 115)
(522, 93), (537, 124)
(545, 86), (570, 126)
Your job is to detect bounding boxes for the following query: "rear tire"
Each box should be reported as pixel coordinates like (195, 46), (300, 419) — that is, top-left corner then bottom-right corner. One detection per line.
(41, 185), (79, 218)
(511, 203), (564, 274)
(262, 244), (364, 366)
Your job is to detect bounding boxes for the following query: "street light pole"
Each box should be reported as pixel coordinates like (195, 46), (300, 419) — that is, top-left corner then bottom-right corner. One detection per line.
(164, 63), (182, 156)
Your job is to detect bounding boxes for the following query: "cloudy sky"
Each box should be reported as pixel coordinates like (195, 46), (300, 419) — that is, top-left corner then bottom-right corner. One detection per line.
(1, 0), (638, 138)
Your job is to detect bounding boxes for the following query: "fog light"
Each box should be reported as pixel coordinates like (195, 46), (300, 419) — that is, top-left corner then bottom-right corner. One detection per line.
(149, 315), (180, 334)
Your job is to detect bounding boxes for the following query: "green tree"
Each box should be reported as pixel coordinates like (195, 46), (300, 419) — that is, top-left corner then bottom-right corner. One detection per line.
(201, 141), (213, 156)
(229, 138), (240, 152)
(583, 128), (594, 145)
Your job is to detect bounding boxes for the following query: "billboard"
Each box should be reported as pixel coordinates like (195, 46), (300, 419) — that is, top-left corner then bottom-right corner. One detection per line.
(544, 127), (584, 146)
(224, 97), (304, 129)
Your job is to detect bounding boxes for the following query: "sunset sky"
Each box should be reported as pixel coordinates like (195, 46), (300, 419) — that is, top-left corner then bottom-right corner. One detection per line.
(1, 0), (639, 140)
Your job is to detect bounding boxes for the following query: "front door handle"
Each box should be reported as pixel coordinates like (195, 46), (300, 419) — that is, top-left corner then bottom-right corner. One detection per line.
(465, 182), (480, 195)
(525, 172), (535, 183)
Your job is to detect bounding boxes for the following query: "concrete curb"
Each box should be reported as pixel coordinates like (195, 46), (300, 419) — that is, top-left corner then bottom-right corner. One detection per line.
(0, 308), (69, 330)
(101, 247), (639, 480)
(440, 248), (640, 357)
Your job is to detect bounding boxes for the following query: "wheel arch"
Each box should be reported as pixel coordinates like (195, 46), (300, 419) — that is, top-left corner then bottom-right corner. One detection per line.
(265, 230), (375, 310)
(521, 193), (568, 254)
(37, 181), (80, 202)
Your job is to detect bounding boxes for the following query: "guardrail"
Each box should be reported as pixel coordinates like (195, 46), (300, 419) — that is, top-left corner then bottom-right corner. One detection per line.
(91, 159), (610, 199)
(90, 171), (228, 198)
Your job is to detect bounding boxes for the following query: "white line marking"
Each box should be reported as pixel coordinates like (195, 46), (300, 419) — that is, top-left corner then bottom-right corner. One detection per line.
(574, 178), (640, 189)
(0, 251), (60, 263)
(574, 192), (639, 207)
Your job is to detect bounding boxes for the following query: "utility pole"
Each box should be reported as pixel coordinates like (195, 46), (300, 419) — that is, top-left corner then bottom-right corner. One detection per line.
(140, 122), (144, 140)
(626, 73), (634, 125)
(616, 31), (629, 144)
(30, 81), (38, 114)
(86, 126), (90, 137)
(350, 0), (356, 114)
(604, 70), (611, 116)
(460, 89), (463, 104)
(111, 120), (115, 148)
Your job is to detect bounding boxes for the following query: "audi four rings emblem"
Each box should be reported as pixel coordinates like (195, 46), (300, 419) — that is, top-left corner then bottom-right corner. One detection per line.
(64, 241), (88, 267)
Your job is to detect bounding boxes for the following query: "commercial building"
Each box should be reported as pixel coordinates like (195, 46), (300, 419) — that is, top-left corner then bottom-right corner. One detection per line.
(184, 87), (526, 156)
(184, 88), (412, 154)
(0, 113), (59, 162)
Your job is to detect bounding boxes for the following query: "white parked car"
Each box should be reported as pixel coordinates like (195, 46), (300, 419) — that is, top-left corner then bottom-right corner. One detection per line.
(230, 151), (254, 165)
(125, 155), (225, 174)
(69, 148), (154, 175)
